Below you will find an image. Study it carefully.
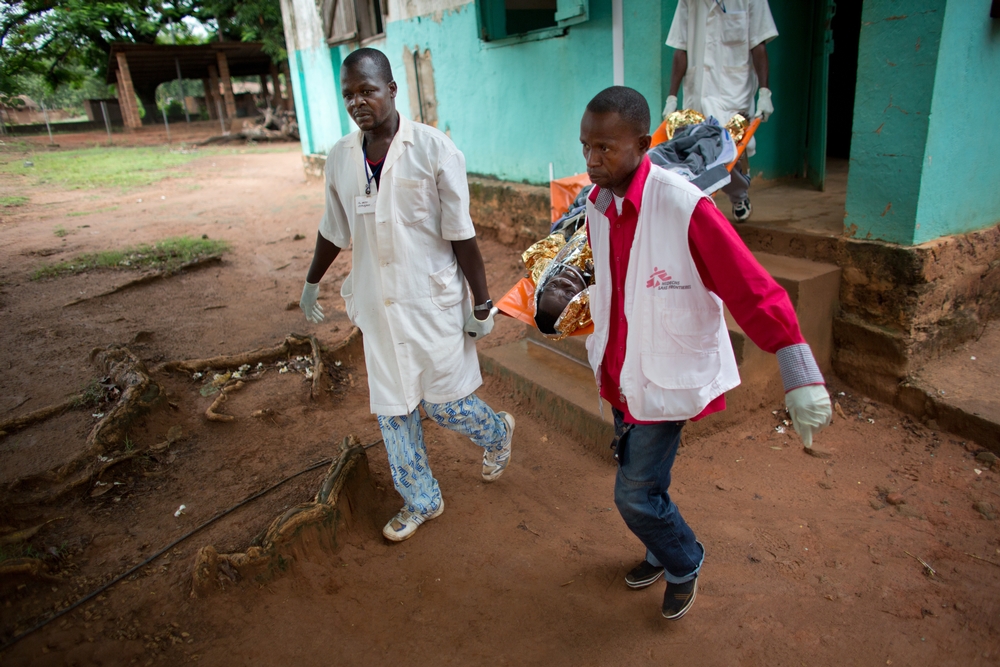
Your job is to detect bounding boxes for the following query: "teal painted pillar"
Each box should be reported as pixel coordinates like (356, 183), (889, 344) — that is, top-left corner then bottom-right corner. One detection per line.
(846, 0), (999, 245)
(914, 0), (1000, 243)
(844, 0), (946, 244)
(279, 0), (345, 157)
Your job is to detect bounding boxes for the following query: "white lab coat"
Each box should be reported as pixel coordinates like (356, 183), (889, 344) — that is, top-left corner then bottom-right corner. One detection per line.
(666, 0), (778, 156)
(319, 114), (482, 416)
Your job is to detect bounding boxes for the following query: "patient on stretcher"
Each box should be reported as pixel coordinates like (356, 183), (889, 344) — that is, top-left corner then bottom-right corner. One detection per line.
(523, 203), (594, 340)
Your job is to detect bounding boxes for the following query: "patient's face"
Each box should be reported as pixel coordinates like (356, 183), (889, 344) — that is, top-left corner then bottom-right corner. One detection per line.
(537, 264), (588, 322)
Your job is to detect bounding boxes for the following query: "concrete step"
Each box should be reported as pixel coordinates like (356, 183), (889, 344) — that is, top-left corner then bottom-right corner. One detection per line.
(479, 338), (615, 461)
(898, 318), (1000, 452)
(483, 252), (841, 456)
(752, 251), (841, 373)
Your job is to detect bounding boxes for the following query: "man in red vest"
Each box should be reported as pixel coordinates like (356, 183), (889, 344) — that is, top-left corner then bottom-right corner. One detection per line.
(581, 86), (831, 620)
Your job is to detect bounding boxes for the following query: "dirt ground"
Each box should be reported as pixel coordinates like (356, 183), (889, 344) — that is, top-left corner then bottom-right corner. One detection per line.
(1, 129), (999, 666)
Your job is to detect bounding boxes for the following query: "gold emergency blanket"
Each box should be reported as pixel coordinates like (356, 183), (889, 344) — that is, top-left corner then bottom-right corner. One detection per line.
(664, 109), (750, 144)
(522, 227), (594, 340)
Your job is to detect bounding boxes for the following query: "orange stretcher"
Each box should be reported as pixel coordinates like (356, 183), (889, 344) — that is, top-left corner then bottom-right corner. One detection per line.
(495, 116), (762, 337)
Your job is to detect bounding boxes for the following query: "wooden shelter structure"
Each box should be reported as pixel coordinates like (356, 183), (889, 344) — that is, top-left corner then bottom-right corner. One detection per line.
(106, 42), (292, 130)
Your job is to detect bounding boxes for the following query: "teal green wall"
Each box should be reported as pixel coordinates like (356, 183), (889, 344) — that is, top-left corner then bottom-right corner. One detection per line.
(660, 0), (677, 115)
(915, 0), (1000, 243)
(332, 45), (353, 137)
(622, 0), (663, 132)
(289, 45), (346, 156)
(383, 2), (615, 183)
(761, 2), (813, 180)
(844, 0), (946, 244)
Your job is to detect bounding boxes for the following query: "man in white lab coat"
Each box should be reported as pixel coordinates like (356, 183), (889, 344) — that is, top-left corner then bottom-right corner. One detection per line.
(663, 0), (778, 222)
(299, 48), (514, 543)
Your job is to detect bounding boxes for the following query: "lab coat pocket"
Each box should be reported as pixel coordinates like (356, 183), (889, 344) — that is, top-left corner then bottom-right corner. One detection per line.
(340, 273), (358, 325)
(429, 260), (464, 310)
(394, 177), (432, 226)
(721, 10), (748, 45)
(641, 308), (720, 389)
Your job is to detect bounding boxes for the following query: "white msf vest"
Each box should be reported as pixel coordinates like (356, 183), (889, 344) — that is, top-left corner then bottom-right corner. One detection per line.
(586, 166), (741, 421)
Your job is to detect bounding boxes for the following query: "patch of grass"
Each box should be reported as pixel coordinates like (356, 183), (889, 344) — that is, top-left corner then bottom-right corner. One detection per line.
(32, 236), (229, 280)
(1, 195), (28, 207)
(0, 542), (40, 564)
(0, 146), (201, 190)
(74, 378), (105, 408)
(54, 225), (69, 237)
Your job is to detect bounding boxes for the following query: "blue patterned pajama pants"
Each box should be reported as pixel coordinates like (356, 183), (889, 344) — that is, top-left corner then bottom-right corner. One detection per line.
(377, 393), (507, 515)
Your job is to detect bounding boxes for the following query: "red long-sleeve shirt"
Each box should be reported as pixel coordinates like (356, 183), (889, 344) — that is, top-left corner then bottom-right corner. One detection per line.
(590, 156), (805, 424)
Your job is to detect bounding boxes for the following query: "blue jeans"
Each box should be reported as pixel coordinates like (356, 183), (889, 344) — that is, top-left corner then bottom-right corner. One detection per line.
(377, 394), (507, 515)
(612, 409), (705, 584)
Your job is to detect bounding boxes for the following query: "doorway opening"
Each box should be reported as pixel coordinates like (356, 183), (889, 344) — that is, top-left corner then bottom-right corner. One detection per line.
(826, 0), (862, 160)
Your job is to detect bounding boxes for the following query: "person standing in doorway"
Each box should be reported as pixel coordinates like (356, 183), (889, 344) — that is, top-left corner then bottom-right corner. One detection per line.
(663, 0), (778, 222)
(299, 48), (514, 543)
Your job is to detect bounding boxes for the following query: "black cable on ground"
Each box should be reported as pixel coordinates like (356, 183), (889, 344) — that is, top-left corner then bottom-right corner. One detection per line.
(0, 434), (384, 653)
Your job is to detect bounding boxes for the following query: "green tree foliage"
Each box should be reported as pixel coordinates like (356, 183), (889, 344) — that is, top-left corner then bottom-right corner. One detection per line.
(0, 0), (285, 101)
(198, 0), (286, 63)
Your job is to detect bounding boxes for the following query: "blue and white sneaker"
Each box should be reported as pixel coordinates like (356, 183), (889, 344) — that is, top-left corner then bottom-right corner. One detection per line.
(382, 499), (444, 542)
(482, 411), (514, 482)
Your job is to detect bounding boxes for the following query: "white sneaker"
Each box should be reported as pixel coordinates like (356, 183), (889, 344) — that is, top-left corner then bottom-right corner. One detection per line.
(482, 411), (514, 482)
(382, 499), (444, 542)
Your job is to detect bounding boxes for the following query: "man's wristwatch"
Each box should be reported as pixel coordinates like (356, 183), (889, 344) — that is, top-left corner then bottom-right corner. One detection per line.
(474, 299), (493, 312)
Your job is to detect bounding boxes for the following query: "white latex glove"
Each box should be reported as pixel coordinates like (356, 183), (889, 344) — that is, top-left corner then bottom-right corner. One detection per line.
(662, 95), (678, 120)
(785, 384), (832, 448)
(464, 307), (497, 339)
(299, 281), (324, 323)
(756, 87), (774, 122)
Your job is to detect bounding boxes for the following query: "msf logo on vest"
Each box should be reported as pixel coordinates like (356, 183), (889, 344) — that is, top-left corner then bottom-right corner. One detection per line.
(646, 267), (691, 290)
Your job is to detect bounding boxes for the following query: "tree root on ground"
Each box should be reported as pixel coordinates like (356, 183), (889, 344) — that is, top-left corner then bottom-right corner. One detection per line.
(156, 327), (362, 403)
(6, 346), (165, 505)
(0, 558), (61, 582)
(191, 435), (378, 597)
(0, 397), (81, 438)
(63, 255), (223, 307)
(205, 381), (244, 422)
(3, 329), (363, 504)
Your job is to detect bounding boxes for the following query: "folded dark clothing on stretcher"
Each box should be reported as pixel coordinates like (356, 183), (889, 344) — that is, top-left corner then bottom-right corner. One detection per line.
(648, 121), (736, 194)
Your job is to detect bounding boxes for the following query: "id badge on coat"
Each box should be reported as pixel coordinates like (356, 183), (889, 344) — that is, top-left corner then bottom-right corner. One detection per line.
(355, 195), (376, 215)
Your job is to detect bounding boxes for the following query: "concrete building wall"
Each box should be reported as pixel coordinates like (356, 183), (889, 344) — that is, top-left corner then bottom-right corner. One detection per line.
(916, 0), (1000, 244)
(287, 0), (827, 183)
